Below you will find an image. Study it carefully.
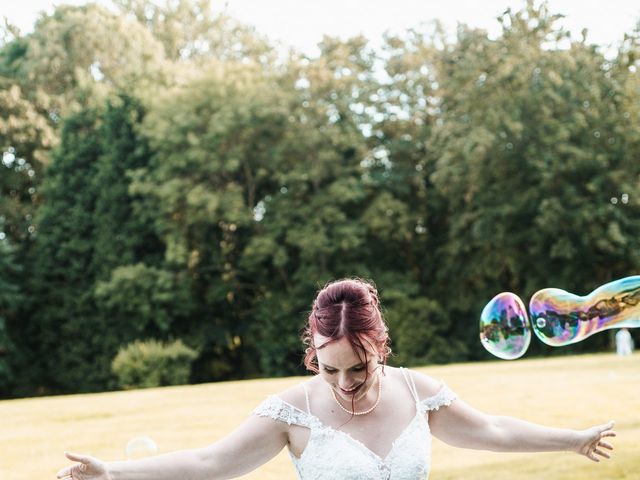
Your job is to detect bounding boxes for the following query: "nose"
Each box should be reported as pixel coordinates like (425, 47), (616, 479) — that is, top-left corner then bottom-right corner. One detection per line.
(337, 372), (355, 390)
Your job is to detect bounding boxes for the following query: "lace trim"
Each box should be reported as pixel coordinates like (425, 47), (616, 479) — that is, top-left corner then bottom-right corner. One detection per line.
(253, 395), (319, 429)
(418, 384), (457, 413)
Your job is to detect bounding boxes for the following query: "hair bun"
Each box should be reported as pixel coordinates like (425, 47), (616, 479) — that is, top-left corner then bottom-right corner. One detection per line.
(301, 277), (390, 373)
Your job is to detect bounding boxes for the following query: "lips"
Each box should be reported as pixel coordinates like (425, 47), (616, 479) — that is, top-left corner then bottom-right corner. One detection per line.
(339, 383), (362, 395)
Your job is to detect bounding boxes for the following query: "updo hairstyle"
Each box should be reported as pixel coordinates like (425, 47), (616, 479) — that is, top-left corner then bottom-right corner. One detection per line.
(302, 278), (391, 373)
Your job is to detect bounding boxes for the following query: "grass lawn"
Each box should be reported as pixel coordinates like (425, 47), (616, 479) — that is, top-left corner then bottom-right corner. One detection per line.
(2, 353), (638, 480)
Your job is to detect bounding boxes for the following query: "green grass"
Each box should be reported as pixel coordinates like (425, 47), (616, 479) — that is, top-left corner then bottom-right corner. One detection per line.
(2, 353), (639, 480)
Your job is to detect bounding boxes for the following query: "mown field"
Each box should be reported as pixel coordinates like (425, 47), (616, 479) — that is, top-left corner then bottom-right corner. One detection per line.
(2, 353), (638, 480)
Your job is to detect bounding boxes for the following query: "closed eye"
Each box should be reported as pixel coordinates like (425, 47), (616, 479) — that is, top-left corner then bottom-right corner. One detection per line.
(322, 365), (365, 374)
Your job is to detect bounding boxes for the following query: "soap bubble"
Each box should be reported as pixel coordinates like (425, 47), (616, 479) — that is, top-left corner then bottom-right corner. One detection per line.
(530, 275), (640, 346)
(479, 292), (531, 360)
(126, 436), (158, 460)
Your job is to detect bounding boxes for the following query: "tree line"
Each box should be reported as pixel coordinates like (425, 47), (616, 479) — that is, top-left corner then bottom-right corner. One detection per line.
(1, 0), (639, 397)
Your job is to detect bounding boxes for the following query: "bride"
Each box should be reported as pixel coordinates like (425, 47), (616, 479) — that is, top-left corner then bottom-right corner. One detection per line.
(57, 278), (616, 480)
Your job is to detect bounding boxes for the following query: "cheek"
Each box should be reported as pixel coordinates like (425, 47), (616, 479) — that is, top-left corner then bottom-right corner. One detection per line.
(319, 371), (334, 384)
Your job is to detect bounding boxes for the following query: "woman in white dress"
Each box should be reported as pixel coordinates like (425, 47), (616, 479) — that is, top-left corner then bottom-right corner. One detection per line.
(57, 278), (616, 480)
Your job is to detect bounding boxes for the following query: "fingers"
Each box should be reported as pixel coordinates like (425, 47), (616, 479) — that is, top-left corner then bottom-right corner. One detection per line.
(599, 441), (614, 451)
(600, 420), (615, 433)
(584, 443), (601, 462)
(65, 452), (90, 463)
(57, 452), (94, 479)
(583, 430), (616, 463)
(56, 467), (71, 479)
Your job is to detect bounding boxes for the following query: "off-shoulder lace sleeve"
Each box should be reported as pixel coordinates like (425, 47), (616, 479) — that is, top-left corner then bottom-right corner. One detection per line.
(253, 395), (317, 428)
(418, 384), (457, 413)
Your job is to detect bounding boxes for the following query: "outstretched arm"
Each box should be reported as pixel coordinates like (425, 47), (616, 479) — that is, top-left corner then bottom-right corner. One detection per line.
(429, 399), (615, 461)
(411, 373), (616, 462)
(57, 415), (288, 480)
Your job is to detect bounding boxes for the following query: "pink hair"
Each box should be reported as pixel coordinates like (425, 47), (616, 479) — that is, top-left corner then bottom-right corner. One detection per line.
(302, 278), (391, 373)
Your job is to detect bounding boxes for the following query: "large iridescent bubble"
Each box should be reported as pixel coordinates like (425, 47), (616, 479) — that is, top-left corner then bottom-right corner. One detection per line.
(479, 292), (531, 360)
(530, 275), (640, 346)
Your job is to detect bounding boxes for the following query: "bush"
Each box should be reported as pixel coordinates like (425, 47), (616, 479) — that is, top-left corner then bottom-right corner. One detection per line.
(112, 339), (198, 389)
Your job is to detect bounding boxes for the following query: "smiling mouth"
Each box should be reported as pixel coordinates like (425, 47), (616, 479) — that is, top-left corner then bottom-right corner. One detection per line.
(339, 383), (363, 395)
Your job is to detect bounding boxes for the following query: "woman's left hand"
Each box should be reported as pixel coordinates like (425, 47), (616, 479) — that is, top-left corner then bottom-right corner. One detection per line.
(575, 421), (616, 462)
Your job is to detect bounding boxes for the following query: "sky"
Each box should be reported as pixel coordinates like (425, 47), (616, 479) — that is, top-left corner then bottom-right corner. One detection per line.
(4, 0), (640, 56)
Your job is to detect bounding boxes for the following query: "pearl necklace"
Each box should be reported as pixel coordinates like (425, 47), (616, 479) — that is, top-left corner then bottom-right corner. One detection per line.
(330, 374), (382, 416)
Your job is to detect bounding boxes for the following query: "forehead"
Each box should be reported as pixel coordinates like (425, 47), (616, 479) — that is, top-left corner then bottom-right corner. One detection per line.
(314, 334), (372, 367)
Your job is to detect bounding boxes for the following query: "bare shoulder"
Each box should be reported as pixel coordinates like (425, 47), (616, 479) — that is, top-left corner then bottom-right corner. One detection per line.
(402, 367), (448, 399)
(276, 376), (318, 411)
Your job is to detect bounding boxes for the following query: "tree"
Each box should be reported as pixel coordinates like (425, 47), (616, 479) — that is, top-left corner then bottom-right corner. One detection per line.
(0, 241), (22, 394)
(112, 0), (274, 63)
(23, 93), (176, 394)
(131, 58), (293, 379)
(91, 95), (164, 279)
(24, 108), (104, 393)
(427, 2), (640, 357)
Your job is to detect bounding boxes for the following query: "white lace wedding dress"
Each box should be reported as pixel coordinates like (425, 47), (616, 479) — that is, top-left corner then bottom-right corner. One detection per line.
(253, 368), (457, 479)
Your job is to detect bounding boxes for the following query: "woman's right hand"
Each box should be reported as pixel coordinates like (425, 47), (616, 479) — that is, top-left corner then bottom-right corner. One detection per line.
(56, 452), (112, 480)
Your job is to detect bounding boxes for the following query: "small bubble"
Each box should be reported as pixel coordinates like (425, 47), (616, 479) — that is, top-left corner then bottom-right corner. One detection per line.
(126, 437), (158, 460)
(280, 186), (288, 194)
(535, 317), (546, 329)
(611, 197), (618, 204)
(621, 193), (629, 204)
(506, 143), (513, 150)
(0, 232), (5, 240)
(593, 131), (600, 138)
(583, 101), (590, 108)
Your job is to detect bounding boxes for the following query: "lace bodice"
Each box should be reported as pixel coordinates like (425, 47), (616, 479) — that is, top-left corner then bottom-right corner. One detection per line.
(253, 369), (457, 480)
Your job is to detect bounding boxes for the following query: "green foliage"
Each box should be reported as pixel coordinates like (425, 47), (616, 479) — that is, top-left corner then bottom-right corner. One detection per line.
(24, 108), (105, 392)
(95, 264), (192, 336)
(112, 0), (274, 63)
(17, 4), (166, 106)
(92, 95), (164, 279)
(24, 96), (165, 394)
(386, 296), (467, 366)
(0, 241), (22, 392)
(111, 339), (198, 389)
(425, 3), (640, 356)
(4, 0), (640, 397)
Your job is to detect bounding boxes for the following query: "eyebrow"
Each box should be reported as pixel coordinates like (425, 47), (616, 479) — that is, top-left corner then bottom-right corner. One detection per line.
(320, 362), (365, 370)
